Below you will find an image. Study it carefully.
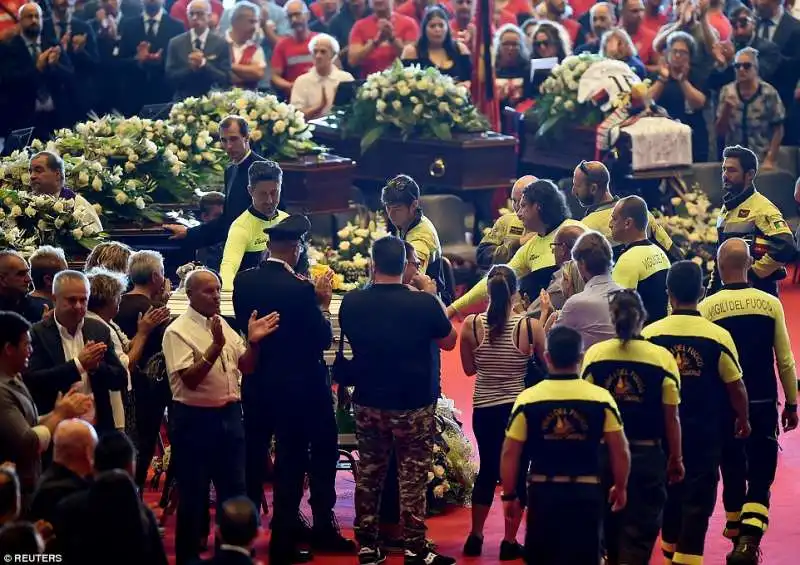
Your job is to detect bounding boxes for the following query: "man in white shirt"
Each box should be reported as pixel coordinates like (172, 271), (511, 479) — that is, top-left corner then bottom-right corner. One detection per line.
(290, 32), (354, 118)
(227, 0), (267, 88)
(163, 268), (279, 565)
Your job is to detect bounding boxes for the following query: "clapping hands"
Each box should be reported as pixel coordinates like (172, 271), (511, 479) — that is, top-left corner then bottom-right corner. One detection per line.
(247, 310), (280, 343)
(314, 270), (334, 309)
(55, 383), (94, 419)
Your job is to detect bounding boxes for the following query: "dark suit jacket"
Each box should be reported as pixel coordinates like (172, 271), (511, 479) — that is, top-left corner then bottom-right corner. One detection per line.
(43, 16), (99, 121)
(233, 260), (332, 394)
(0, 34), (75, 134)
(707, 36), (782, 90)
(117, 11), (185, 112)
(184, 151), (265, 250)
(24, 316), (128, 434)
(197, 548), (254, 565)
(26, 462), (89, 524)
(770, 12), (800, 143)
(165, 30), (231, 100)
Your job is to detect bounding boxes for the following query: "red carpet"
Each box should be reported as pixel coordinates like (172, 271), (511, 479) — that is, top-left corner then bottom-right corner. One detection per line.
(147, 281), (800, 564)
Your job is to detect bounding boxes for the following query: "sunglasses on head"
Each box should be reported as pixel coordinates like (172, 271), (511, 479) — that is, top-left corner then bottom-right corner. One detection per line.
(734, 61), (753, 70)
(578, 160), (590, 176)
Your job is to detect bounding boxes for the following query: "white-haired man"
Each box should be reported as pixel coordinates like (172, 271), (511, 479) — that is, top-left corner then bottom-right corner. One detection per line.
(166, 0), (231, 99)
(290, 33), (354, 118)
(227, 0), (267, 88)
(24, 271), (127, 435)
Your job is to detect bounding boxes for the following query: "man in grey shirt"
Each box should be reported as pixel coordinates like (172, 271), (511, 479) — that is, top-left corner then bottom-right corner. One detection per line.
(553, 231), (622, 349)
(527, 224), (586, 318)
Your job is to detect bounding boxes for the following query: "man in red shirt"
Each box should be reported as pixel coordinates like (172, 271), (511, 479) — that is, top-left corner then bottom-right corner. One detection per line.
(540, 0), (585, 46)
(272, 0), (317, 95)
(641, 0), (668, 33)
(395, 0), (453, 22)
(0, 0), (25, 40)
(348, 0), (419, 78)
(620, 0), (658, 71)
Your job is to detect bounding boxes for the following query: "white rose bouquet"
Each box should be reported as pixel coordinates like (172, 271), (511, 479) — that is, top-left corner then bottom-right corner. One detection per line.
(529, 53), (606, 140)
(169, 89), (320, 160)
(340, 61), (489, 152)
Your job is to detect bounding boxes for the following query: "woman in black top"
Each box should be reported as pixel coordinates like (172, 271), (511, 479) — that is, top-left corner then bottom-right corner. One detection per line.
(648, 31), (709, 162)
(493, 23), (533, 109)
(401, 6), (472, 83)
(528, 21), (572, 98)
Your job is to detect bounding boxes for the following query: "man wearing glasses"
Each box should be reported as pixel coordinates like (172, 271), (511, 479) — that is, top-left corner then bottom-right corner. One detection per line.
(476, 175), (536, 273)
(708, 6), (780, 87)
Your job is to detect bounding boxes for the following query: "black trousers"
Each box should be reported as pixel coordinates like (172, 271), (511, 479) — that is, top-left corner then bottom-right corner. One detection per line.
(526, 483), (604, 565)
(243, 385), (274, 516)
(133, 376), (172, 490)
(172, 402), (246, 565)
(662, 443), (720, 563)
(604, 444), (666, 565)
(721, 401), (779, 537)
(270, 383), (338, 545)
(472, 403), (528, 507)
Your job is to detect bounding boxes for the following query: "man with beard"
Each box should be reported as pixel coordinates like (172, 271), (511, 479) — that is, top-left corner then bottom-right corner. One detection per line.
(271, 0), (316, 96)
(574, 2), (615, 54)
(708, 145), (797, 297)
(572, 160), (681, 261)
(0, 252), (45, 325)
(0, 2), (75, 138)
(708, 6), (781, 88)
(619, 0), (659, 72)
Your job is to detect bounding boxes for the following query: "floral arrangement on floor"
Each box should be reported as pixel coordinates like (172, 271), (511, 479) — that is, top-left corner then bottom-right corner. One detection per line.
(427, 396), (477, 513)
(528, 53), (607, 140)
(307, 213), (389, 292)
(339, 60), (489, 152)
(654, 185), (719, 276)
(169, 89), (319, 160)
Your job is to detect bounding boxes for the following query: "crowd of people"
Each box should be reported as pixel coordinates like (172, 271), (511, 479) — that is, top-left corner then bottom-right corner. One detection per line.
(0, 130), (795, 565)
(1, 0), (800, 164)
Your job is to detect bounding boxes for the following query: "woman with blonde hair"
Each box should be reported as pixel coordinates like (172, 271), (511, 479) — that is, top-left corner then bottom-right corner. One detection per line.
(600, 28), (646, 78)
(85, 241), (134, 273)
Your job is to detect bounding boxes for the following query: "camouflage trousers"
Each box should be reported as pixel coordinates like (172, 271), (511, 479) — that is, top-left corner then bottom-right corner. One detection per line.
(354, 403), (435, 551)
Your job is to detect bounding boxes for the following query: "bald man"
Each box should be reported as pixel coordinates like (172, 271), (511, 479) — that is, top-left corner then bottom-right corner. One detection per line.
(699, 238), (798, 563)
(575, 2), (616, 53)
(476, 176), (537, 270)
(165, 0), (231, 99)
(572, 161), (681, 262)
(529, 223), (586, 318)
(28, 419), (97, 525)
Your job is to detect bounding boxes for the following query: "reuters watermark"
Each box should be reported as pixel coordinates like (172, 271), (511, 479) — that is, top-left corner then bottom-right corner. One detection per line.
(2, 556), (62, 563)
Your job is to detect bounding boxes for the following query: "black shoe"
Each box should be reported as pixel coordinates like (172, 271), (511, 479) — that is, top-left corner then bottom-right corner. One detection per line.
(463, 533), (483, 556)
(726, 535), (762, 565)
(311, 529), (357, 553)
(499, 540), (524, 561)
(379, 536), (404, 553)
(358, 546), (388, 565)
(293, 514), (314, 545)
(404, 549), (456, 565)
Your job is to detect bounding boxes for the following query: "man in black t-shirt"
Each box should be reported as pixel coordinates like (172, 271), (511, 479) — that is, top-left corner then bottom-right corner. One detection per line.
(339, 236), (457, 565)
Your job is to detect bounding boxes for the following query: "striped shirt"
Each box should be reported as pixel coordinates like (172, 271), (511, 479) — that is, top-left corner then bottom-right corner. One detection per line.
(472, 313), (530, 408)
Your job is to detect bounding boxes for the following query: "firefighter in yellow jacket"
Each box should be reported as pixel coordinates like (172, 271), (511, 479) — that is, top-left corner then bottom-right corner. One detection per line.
(709, 145), (798, 297)
(476, 175), (536, 270)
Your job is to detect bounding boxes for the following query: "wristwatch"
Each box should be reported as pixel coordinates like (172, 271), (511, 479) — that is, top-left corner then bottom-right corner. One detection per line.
(500, 492), (517, 502)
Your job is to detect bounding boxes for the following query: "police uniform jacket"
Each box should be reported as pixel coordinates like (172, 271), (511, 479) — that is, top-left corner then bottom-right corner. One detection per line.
(612, 240), (671, 324)
(642, 310), (743, 445)
(709, 186), (797, 295)
(699, 283), (797, 405)
(506, 375), (623, 478)
(582, 337), (681, 442)
(232, 258), (333, 393)
(581, 198), (683, 262)
(476, 212), (527, 269)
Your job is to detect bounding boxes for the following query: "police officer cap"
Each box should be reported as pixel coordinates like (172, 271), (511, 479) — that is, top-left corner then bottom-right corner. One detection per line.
(264, 214), (311, 241)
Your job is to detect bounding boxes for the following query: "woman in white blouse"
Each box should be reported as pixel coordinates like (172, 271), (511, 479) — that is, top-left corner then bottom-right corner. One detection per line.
(290, 33), (354, 119)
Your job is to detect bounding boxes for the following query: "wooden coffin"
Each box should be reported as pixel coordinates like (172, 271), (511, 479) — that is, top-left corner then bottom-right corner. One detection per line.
(311, 117), (517, 192)
(519, 112), (597, 172)
(279, 153), (355, 214)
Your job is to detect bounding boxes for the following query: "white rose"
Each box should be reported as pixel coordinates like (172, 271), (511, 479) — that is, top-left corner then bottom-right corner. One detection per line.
(10, 206), (22, 217)
(250, 129), (263, 141)
(37, 219), (47, 231)
(83, 224), (96, 236)
(564, 100), (575, 111)
(351, 236), (364, 245)
(397, 85), (410, 97)
(338, 241), (351, 251)
(376, 100), (387, 113)
(391, 100), (402, 111)
(53, 201), (64, 213)
(196, 137), (208, 150)
(114, 191), (129, 205)
(90, 176), (102, 191)
(433, 87), (445, 98)
(194, 155), (203, 163)
(135, 197), (146, 209)
(554, 96), (563, 104)
(433, 464), (445, 478)
(93, 204), (102, 214)
(54, 217), (64, 228)
(170, 164), (182, 176)
(71, 228), (84, 240)
(21, 172), (31, 185)
(273, 120), (287, 134)
(410, 96), (419, 104)
(128, 153), (139, 163)
(181, 134), (193, 147)
(413, 104), (423, 116)
(177, 150), (189, 161)
(438, 102), (449, 113)
(78, 171), (90, 187)
(124, 161), (135, 173)
(269, 112), (279, 121)
(24, 206), (36, 218)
